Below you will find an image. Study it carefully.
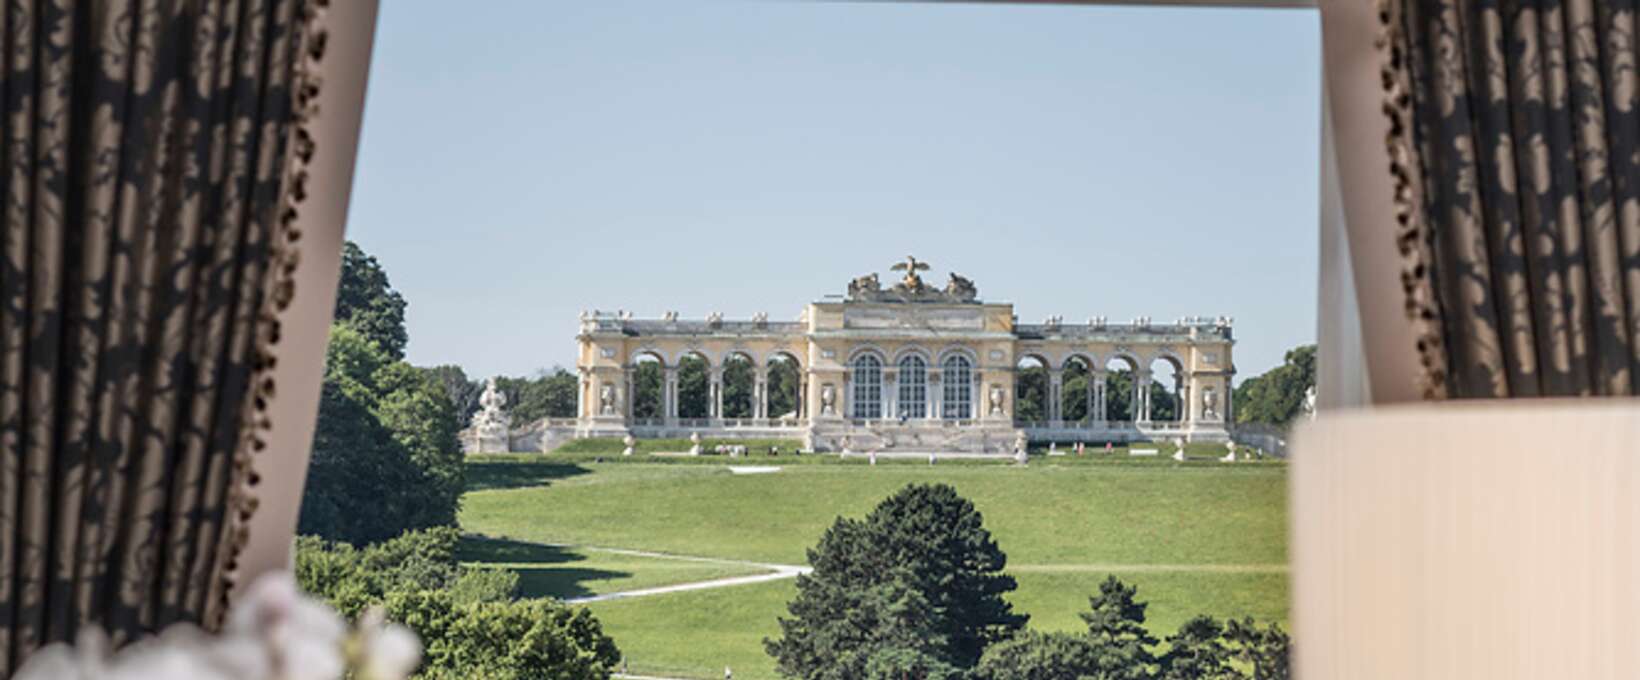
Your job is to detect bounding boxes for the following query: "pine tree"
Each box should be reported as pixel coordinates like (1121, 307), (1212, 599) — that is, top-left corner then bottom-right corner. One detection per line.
(1079, 575), (1159, 679)
(1157, 616), (1238, 680)
(766, 484), (1027, 678)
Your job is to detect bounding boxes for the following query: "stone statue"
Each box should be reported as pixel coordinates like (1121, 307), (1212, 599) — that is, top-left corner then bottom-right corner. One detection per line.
(820, 384), (837, 415)
(471, 378), (511, 454)
(622, 434), (636, 456)
(944, 273), (978, 301)
(689, 431), (703, 456)
(1202, 387), (1219, 421)
(988, 385), (1005, 416)
(847, 273), (881, 300)
(599, 383), (617, 415)
(1302, 385), (1317, 421)
(890, 255), (931, 291)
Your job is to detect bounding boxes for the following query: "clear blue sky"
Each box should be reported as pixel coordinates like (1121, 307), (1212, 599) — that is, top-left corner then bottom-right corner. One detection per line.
(344, 1), (1321, 382)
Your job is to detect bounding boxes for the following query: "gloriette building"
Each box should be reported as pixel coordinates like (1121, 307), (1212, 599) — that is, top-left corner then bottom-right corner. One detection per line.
(567, 258), (1235, 453)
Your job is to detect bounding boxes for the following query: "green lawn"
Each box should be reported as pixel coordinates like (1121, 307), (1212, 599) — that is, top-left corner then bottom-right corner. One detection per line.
(459, 457), (1288, 680)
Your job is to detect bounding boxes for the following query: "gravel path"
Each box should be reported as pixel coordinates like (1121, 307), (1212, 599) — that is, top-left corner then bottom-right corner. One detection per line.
(552, 543), (809, 605)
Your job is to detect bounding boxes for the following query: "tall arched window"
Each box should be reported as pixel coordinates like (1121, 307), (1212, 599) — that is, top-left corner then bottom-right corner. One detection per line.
(851, 354), (882, 419)
(897, 355), (928, 419)
(942, 355), (972, 420)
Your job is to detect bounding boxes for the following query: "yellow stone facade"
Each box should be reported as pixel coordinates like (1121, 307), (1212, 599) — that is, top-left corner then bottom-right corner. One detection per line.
(570, 260), (1234, 452)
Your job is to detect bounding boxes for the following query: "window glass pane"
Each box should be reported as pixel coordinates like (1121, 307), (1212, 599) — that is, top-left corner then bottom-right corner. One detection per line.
(942, 356), (971, 420)
(897, 355), (927, 418)
(851, 355), (881, 419)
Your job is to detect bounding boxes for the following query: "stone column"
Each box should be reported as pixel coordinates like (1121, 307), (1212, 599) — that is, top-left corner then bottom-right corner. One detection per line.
(1223, 374), (1234, 422)
(623, 367), (634, 423)
(1135, 370), (1151, 423)
(1093, 372), (1106, 423)
(664, 367), (680, 424)
(797, 375), (808, 420)
(928, 370), (943, 420)
(577, 371), (587, 419)
(843, 373), (851, 419)
(709, 369), (723, 420)
(883, 370), (898, 421)
(1048, 369), (1064, 423)
(755, 367), (769, 420)
(1172, 374), (1183, 423)
(1180, 375), (1193, 422)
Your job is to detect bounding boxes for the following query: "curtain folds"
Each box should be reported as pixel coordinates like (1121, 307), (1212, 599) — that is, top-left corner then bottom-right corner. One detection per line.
(1381, 0), (1640, 399)
(0, 0), (318, 675)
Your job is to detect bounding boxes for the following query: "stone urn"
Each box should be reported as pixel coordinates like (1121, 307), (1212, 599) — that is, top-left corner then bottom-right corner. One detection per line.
(622, 434), (636, 456)
(688, 431), (703, 456)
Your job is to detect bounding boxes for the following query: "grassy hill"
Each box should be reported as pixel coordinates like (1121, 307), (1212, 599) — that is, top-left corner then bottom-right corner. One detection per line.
(459, 454), (1288, 680)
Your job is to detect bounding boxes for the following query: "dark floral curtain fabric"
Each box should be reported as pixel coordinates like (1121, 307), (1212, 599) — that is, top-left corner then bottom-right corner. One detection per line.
(1382, 0), (1640, 398)
(0, 0), (316, 674)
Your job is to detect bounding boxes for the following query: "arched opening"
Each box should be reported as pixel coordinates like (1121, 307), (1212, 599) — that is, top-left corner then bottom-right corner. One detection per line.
(677, 352), (711, 419)
(1147, 355), (1185, 422)
(767, 352), (801, 419)
(896, 354), (928, 420)
(850, 354), (883, 419)
(721, 352), (755, 418)
(1062, 356), (1094, 423)
(631, 353), (664, 420)
(1103, 355), (1140, 422)
(1014, 355), (1049, 423)
(941, 354), (973, 420)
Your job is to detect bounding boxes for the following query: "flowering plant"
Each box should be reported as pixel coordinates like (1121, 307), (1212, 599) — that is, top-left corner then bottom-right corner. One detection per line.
(16, 573), (421, 680)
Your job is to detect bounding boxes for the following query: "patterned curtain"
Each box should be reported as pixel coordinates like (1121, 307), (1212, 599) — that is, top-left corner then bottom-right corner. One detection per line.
(0, 0), (322, 674)
(1380, 0), (1640, 398)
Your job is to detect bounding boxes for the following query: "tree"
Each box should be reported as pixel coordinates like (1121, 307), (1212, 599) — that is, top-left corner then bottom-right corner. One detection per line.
(678, 354), (710, 418)
(768, 355), (801, 418)
(427, 364), (484, 424)
(495, 367), (580, 423)
(1079, 576), (1158, 680)
(1225, 617), (1290, 680)
(974, 631), (1103, 680)
(767, 484), (1026, 678)
(297, 528), (617, 680)
(723, 354), (755, 418)
(632, 361), (663, 418)
(1157, 616), (1237, 680)
(375, 362), (464, 524)
(394, 591), (621, 680)
(334, 241), (409, 360)
(1104, 370), (1134, 421)
(1233, 344), (1316, 426)
(301, 324), (464, 545)
(1014, 363), (1048, 422)
(295, 527), (517, 619)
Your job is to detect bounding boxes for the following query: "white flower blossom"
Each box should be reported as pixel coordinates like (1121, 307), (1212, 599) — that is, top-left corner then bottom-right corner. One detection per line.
(13, 572), (421, 680)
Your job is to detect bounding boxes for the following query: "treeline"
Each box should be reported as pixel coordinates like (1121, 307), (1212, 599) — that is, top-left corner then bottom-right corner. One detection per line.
(427, 365), (578, 424)
(1232, 345), (1315, 428)
(768, 483), (1289, 680)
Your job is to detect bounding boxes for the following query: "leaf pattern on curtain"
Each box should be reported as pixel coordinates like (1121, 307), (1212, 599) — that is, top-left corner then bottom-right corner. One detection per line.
(0, 0), (320, 675)
(1380, 0), (1640, 398)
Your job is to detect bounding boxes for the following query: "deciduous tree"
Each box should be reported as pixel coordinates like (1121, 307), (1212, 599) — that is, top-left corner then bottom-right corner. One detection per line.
(334, 241), (409, 360)
(1233, 344), (1316, 426)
